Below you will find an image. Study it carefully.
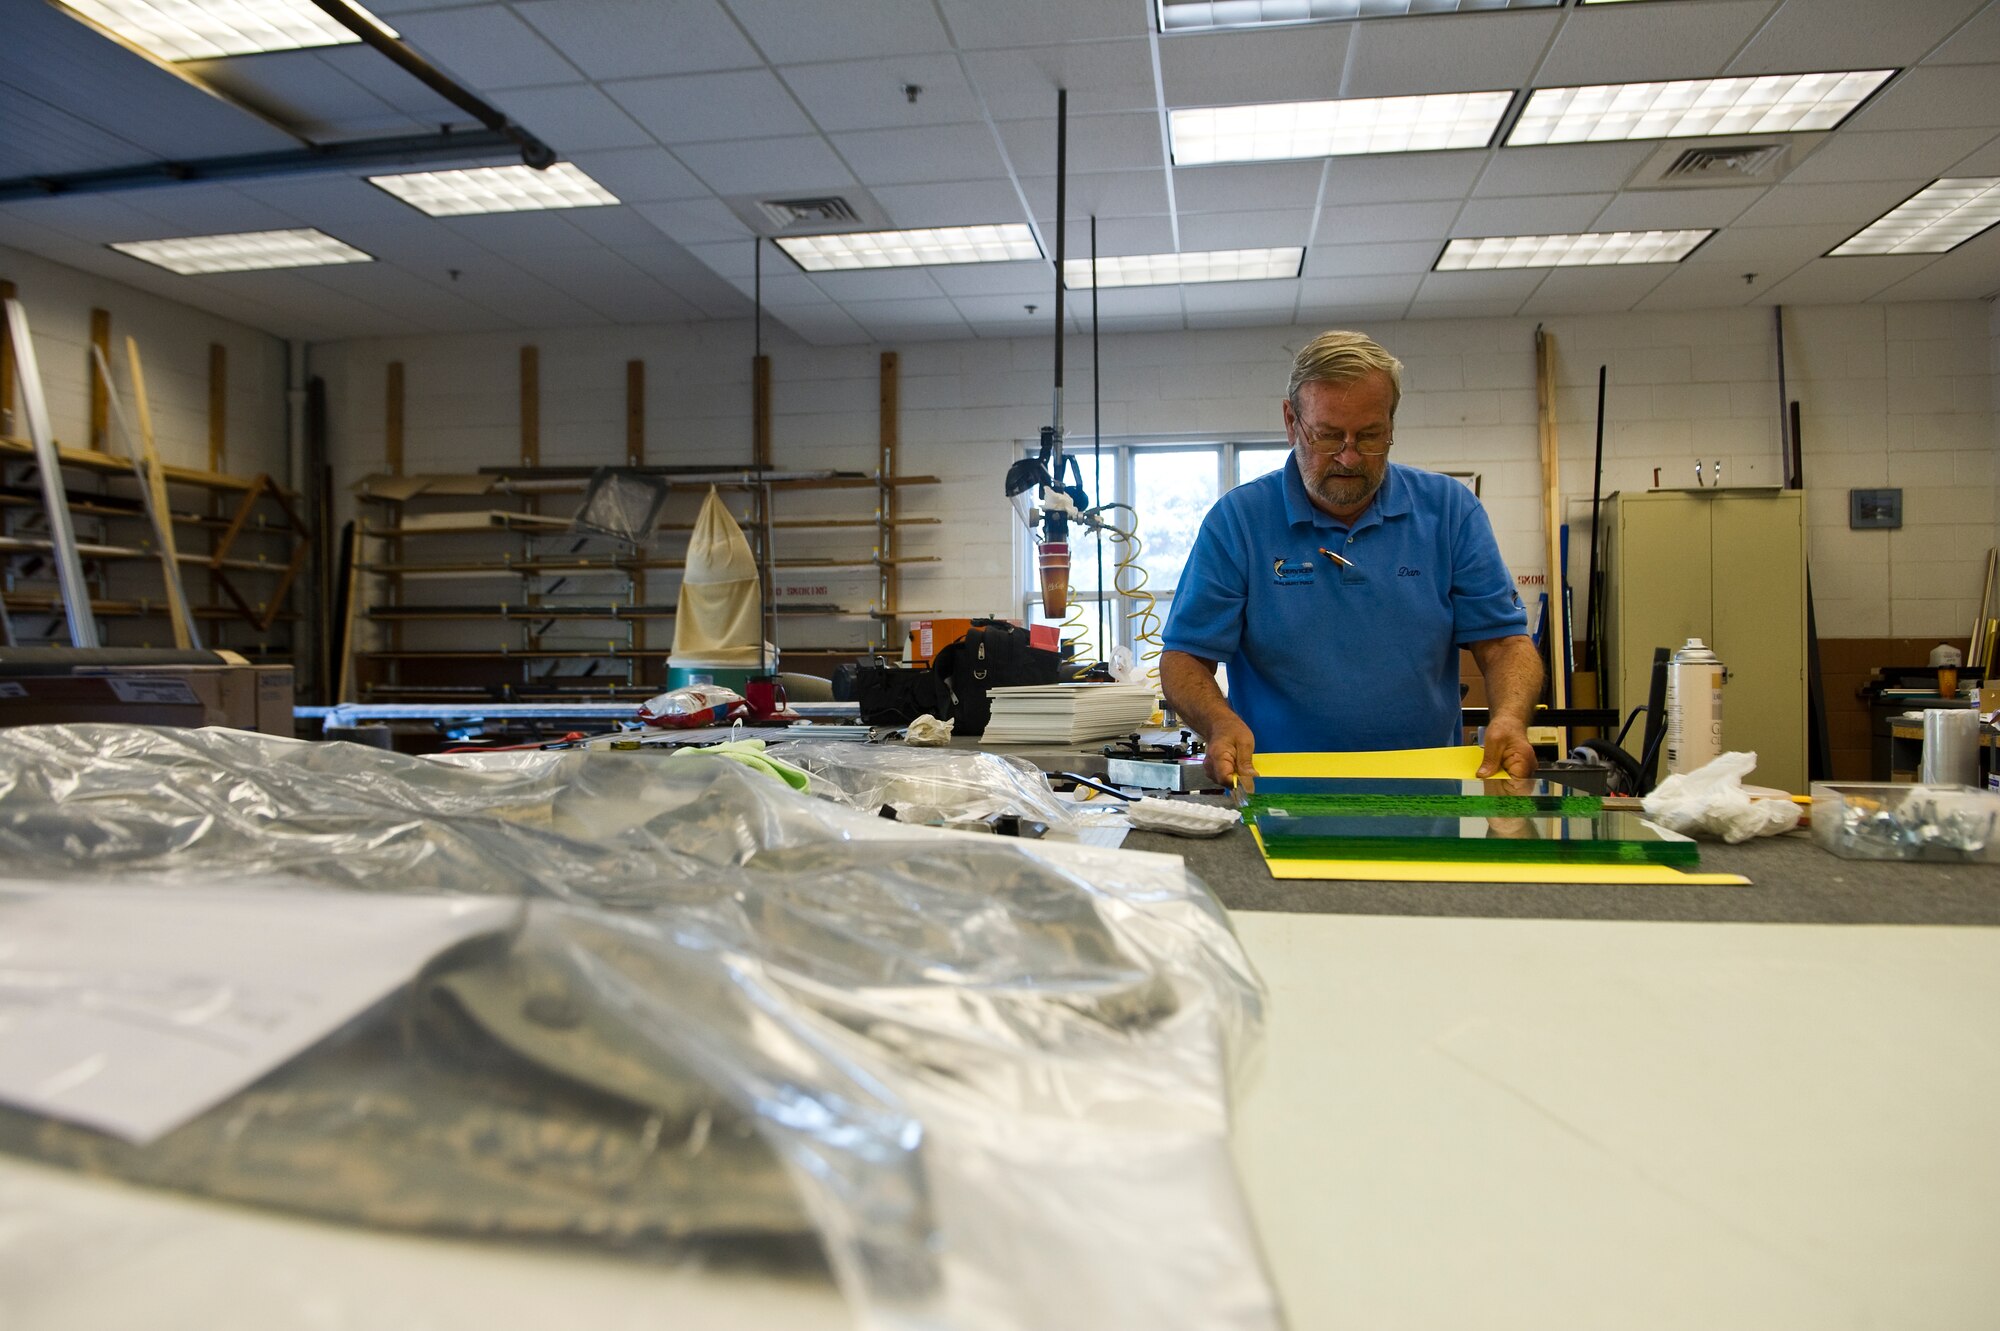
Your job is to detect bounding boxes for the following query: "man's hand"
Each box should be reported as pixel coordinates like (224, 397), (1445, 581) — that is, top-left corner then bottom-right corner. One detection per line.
(1202, 713), (1259, 793)
(1161, 650), (1259, 793)
(1477, 718), (1536, 779)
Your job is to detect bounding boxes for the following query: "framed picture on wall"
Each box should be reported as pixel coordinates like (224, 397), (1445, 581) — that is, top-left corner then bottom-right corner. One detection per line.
(1849, 488), (1901, 529)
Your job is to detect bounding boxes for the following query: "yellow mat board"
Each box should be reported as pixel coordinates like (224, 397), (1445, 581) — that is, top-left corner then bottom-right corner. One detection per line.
(1247, 748), (1749, 886)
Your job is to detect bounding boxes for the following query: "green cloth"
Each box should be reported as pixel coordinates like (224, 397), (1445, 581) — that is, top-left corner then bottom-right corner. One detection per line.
(666, 738), (811, 791)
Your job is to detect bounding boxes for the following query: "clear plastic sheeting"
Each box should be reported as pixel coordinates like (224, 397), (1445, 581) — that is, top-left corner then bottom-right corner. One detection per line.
(0, 725), (1276, 1331)
(569, 467), (670, 545)
(772, 740), (1087, 832)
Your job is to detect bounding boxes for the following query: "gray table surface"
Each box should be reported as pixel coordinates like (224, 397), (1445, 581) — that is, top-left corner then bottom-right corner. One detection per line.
(1122, 824), (2000, 927)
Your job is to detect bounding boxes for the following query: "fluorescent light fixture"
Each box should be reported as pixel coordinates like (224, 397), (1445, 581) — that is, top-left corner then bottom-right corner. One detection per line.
(369, 162), (620, 216)
(1157, 0), (1557, 33)
(777, 224), (1042, 271)
(1435, 230), (1711, 269)
(1170, 91), (1513, 165)
(1829, 178), (2000, 256)
(1064, 248), (1305, 288)
(1508, 70), (1894, 145)
(110, 228), (373, 274)
(56, 0), (395, 61)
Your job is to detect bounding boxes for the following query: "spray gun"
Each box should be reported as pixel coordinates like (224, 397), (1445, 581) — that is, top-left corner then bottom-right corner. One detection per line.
(1005, 426), (1095, 615)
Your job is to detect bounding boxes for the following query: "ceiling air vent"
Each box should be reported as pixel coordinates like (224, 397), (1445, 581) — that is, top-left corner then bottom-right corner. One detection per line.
(758, 196), (860, 229)
(1659, 144), (1786, 181)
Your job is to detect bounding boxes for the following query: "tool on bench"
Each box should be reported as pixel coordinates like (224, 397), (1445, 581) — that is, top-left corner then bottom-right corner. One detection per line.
(1103, 730), (1209, 792)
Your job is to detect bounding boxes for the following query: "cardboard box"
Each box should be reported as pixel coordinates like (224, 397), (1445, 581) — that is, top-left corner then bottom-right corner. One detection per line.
(0, 662), (295, 735)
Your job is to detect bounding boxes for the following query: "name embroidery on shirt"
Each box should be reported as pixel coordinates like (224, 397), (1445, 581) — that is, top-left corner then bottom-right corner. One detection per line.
(1271, 556), (1315, 586)
(1397, 566), (1421, 577)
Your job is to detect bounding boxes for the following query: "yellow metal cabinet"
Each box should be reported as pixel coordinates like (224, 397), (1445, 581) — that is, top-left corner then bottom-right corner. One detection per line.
(1600, 490), (1807, 793)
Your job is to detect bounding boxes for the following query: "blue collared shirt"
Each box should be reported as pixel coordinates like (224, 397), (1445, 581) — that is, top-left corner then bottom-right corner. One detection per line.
(1162, 456), (1526, 753)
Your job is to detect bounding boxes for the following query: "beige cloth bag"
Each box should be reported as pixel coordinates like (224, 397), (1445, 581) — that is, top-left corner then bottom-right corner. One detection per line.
(672, 487), (764, 664)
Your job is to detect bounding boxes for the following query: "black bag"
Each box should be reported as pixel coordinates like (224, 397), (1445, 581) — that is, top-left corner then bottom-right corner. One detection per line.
(931, 618), (1059, 737)
(856, 658), (954, 726)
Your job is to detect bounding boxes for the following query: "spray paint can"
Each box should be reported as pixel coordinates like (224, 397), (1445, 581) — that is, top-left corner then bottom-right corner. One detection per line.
(1666, 638), (1724, 774)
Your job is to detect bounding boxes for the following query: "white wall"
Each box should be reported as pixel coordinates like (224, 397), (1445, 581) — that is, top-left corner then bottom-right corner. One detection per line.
(313, 298), (2000, 648)
(0, 244), (290, 479)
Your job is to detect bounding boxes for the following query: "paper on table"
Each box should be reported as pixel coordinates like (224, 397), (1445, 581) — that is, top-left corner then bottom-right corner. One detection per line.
(1255, 746), (1485, 781)
(0, 882), (520, 1144)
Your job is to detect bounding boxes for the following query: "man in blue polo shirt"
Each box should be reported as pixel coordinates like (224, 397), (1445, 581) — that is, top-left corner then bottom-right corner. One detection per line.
(1161, 330), (1542, 790)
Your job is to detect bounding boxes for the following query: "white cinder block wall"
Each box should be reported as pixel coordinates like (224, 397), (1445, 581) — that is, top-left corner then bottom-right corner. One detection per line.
(1, 244), (290, 480)
(313, 297), (2000, 646)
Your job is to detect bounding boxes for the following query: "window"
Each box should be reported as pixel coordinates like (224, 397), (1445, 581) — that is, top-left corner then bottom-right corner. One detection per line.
(1023, 439), (1289, 667)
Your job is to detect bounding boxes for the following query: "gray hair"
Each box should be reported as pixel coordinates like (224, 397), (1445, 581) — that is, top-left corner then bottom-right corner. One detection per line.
(1288, 330), (1403, 415)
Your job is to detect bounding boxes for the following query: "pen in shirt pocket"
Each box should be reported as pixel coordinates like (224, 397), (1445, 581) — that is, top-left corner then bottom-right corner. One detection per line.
(1318, 546), (1356, 570)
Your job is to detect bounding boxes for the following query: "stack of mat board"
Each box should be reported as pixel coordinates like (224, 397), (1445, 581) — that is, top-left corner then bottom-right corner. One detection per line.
(982, 683), (1160, 743)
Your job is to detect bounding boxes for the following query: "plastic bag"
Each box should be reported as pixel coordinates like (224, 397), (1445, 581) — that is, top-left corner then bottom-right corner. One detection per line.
(638, 684), (745, 728)
(904, 714), (954, 745)
(1641, 750), (1802, 843)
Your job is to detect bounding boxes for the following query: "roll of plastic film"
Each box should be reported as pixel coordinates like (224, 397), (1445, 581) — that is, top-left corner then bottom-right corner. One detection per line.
(1665, 638), (1724, 775)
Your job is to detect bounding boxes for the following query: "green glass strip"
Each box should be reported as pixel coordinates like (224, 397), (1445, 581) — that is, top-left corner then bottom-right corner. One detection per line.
(1244, 791), (1601, 818)
(1258, 832), (1699, 867)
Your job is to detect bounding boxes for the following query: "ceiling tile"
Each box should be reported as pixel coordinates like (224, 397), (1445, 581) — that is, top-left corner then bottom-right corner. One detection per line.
(1412, 270), (1545, 308)
(684, 239), (759, 278)
(805, 268), (946, 301)
(120, 185), (306, 237)
(948, 293), (1058, 327)
(1298, 273), (1423, 308)
(1157, 26), (1351, 107)
(632, 199), (754, 244)
(724, 0), (953, 62)
(1453, 193), (1615, 236)
(1871, 228), (2000, 301)
(1591, 188), (1764, 231)
(1728, 0), (1988, 73)
(960, 41), (1160, 119)
(1633, 264), (1781, 310)
(1179, 281), (1300, 315)
(1175, 161), (1327, 213)
(191, 51), (426, 141)
(1516, 266), (1675, 316)
(563, 205), (689, 247)
(929, 261), (1052, 297)
(1845, 66), (2000, 133)
(14, 194), (199, 246)
(1946, 134), (2000, 175)
(778, 55), (984, 132)
(0, 89), (149, 177)
(1091, 285), (1188, 318)
(845, 295), (971, 338)
(1318, 153), (1487, 207)
(1678, 222), (1852, 266)
(566, 147), (714, 203)
(1473, 143), (1651, 197)
(1733, 181), (1927, 229)
(393, 7), (581, 90)
(620, 240), (755, 311)
(438, 211), (594, 254)
(1344, 11), (1562, 99)
(1927, 2), (2000, 64)
(1303, 240), (1443, 277)
(1050, 215), (1179, 256)
(494, 84), (653, 152)
(1783, 128), (1998, 185)
(1000, 113), (1166, 175)
(1316, 200), (1461, 244)
(830, 124), (1009, 185)
(514, 0), (761, 79)
(937, 0), (1140, 49)
(1019, 170), (1173, 219)
(1537, 1), (1776, 86)
(606, 69), (814, 143)
(773, 305), (873, 345)
(1764, 255), (1937, 304)
(1178, 209), (1314, 250)
(873, 178), (1030, 228)
(673, 135), (855, 195)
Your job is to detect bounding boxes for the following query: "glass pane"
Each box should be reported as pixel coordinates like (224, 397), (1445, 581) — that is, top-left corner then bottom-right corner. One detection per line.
(1129, 449), (1219, 592)
(1234, 447), (1288, 487)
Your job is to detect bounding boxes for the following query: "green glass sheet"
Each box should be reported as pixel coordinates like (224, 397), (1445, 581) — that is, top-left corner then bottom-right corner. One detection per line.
(1247, 780), (1693, 867)
(1245, 776), (1601, 819)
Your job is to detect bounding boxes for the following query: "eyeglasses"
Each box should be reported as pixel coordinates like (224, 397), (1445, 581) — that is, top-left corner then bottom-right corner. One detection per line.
(1292, 424), (1394, 457)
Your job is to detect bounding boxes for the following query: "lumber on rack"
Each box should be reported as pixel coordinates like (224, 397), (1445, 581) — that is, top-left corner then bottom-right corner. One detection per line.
(1533, 326), (1570, 755)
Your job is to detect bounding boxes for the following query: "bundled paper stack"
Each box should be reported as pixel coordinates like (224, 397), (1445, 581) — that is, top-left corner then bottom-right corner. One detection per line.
(981, 682), (1161, 743)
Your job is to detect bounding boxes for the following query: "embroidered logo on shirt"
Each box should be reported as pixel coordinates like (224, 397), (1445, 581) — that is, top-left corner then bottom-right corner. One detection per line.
(1397, 565), (1421, 577)
(1272, 556), (1315, 586)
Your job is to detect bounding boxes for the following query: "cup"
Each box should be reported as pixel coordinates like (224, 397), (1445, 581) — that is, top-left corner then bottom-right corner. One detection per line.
(1920, 708), (1979, 786)
(1037, 541), (1071, 616)
(745, 675), (786, 718)
(1938, 666), (1958, 698)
